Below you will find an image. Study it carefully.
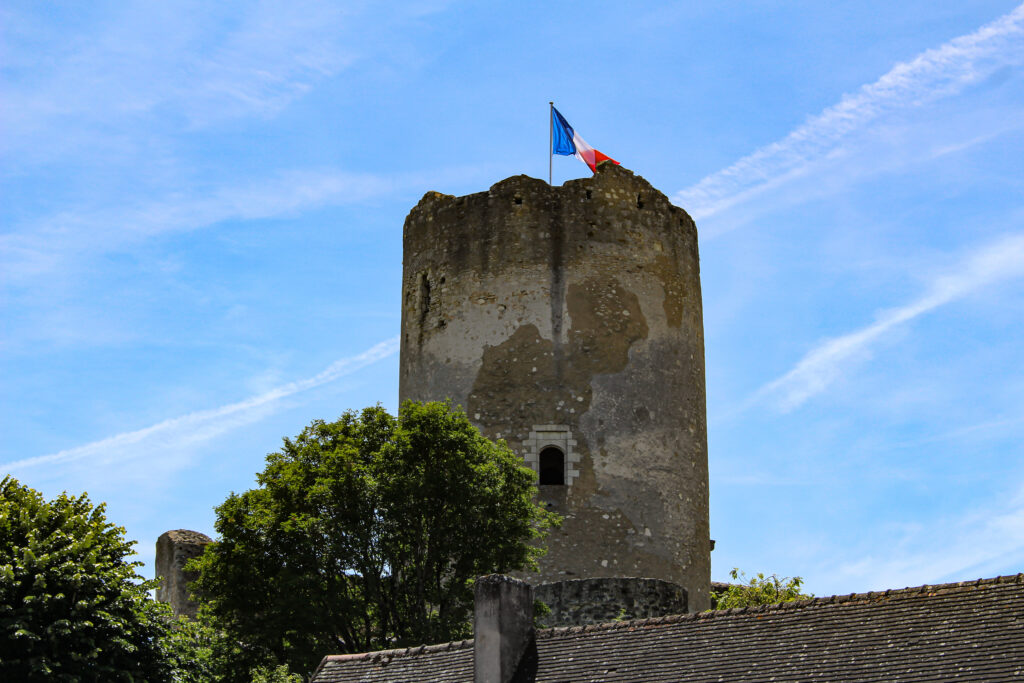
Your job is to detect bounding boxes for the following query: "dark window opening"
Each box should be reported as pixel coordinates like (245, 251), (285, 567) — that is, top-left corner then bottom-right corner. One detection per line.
(539, 447), (565, 485)
(636, 194), (644, 209)
(514, 196), (523, 205)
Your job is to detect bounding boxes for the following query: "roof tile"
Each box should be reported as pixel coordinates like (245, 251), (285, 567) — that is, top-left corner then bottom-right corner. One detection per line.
(312, 574), (1024, 682)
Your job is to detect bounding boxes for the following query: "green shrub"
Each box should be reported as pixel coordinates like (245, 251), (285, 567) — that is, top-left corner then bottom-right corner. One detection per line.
(710, 568), (813, 610)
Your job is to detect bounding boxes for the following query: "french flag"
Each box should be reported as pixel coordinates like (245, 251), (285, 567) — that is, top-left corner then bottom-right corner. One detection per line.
(551, 106), (619, 173)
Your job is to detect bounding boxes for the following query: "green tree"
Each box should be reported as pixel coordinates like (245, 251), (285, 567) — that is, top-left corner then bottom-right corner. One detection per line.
(190, 401), (557, 679)
(162, 612), (235, 683)
(163, 609), (308, 683)
(710, 568), (813, 609)
(0, 476), (174, 682)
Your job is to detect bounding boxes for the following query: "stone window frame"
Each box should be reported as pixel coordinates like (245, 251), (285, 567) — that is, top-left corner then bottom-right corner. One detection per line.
(523, 425), (579, 486)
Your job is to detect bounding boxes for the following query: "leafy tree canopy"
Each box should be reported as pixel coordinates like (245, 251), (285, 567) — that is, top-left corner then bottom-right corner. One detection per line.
(161, 611), (236, 683)
(190, 401), (557, 678)
(710, 568), (813, 610)
(163, 610), (303, 683)
(0, 476), (174, 682)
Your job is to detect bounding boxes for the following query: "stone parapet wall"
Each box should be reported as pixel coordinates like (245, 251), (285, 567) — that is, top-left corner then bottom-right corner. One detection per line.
(535, 577), (688, 627)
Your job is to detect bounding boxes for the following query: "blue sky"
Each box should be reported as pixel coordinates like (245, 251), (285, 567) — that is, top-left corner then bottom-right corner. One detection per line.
(3, 1), (1023, 597)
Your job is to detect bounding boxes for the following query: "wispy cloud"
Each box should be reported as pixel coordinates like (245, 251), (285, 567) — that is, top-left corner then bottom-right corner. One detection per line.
(753, 233), (1024, 412)
(891, 414), (1024, 450)
(0, 169), (392, 288)
(177, 1), (361, 124)
(674, 4), (1024, 221)
(2, 3), (357, 152)
(821, 482), (1024, 593)
(0, 1), (452, 166)
(1, 169), (391, 281)
(2, 336), (399, 473)
(1, 164), (491, 288)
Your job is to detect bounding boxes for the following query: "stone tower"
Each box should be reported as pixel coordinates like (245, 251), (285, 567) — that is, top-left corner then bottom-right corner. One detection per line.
(155, 529), (211, 618)
(399, 164), (710, 610)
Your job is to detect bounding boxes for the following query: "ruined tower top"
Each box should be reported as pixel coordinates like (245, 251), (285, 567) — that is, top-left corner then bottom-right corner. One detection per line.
(155, 529), (211, 618)
(399, 164), (710, 610)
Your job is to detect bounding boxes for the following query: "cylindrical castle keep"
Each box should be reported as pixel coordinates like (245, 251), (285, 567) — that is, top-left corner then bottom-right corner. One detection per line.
(399, 164), (710, 610)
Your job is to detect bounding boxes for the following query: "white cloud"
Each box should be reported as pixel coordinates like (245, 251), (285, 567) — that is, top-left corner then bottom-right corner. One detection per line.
(754, 232), (1024, 412)
(892, 414), (1024, 450)
(2, 336), (399, 473)
(0, 1), (453, 166)
(178, 1), (361, 123)
(1, 2), (357, 146)
(1, 163), (493, 290)
(0, 168), (391, 282)
(821, 483), (1024, 593)
(674, 3), (1024, 221)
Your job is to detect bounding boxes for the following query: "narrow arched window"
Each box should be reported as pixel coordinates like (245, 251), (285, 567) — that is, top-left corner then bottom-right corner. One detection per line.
(539, 447), (565, 485)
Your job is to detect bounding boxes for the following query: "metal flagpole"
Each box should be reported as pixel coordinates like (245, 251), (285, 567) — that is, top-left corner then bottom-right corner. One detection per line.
(549, 101), (553, 185)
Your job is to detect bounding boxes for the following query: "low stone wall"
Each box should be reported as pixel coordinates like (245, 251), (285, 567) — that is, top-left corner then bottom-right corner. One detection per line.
(534, 577), (688, 627)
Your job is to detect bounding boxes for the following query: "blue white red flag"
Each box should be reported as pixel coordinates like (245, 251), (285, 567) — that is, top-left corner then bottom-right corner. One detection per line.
(551, 106), (619, 173)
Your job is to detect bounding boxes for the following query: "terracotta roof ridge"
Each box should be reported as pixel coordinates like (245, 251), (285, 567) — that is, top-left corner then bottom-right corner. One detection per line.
(533, 573), (1024, 637)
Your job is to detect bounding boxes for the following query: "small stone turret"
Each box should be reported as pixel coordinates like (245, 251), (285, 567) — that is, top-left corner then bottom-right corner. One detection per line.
(155, 529), (211, 618)
(399, 164), (711, 610)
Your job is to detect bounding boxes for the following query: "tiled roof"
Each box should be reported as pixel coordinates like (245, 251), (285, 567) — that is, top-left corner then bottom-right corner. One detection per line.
(312, 639), (474, 683)
(312, 574), (1024, 682)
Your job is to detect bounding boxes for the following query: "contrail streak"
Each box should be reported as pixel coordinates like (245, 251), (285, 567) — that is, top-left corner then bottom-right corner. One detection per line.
(675, 4), (1024, 220)
(754, 233), (1024, 412)
(3, 336), (400, 472)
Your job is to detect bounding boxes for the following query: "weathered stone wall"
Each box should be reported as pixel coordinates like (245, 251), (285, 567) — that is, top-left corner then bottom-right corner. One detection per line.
(534, 577), (688, 627)
(399, 164), (710, 610)
(155, 529), (211, 618)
